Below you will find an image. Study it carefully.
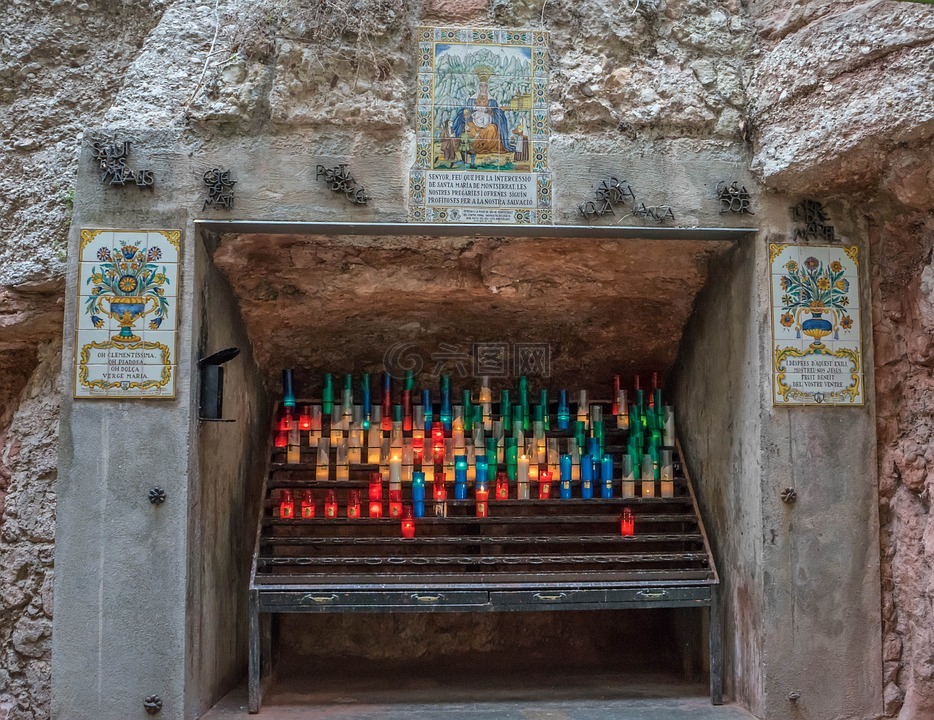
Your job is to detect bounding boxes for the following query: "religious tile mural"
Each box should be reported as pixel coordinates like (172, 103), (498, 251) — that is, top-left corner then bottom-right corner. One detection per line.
(74, 229), (180, 399)
(408, 26), (552, 225)
(770, 244), (863, 406)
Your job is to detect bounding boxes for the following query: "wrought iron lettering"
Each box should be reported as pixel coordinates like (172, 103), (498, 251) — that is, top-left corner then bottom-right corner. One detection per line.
(316, 164), (369, 205)
(202, 168), (236, 210)
(716, 181), (753, 215)
(89, 137), (154, 190)
(791, 200), (835, 242)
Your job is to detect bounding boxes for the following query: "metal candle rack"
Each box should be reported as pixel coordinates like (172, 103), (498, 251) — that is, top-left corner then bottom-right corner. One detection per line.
(248, 397), (721, 713)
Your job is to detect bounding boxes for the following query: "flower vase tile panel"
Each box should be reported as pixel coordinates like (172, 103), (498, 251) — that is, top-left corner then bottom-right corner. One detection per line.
(74, 228), (181, 400)
(770, 243), (863, 407)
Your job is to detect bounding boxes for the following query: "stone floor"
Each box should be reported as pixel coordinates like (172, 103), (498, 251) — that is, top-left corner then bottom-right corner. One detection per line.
(203, 664), (756, 720)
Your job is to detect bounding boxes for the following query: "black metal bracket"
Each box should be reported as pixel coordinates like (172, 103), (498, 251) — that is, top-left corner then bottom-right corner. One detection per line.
(199, 347), (241, 421)
(143, 695), (162, 714)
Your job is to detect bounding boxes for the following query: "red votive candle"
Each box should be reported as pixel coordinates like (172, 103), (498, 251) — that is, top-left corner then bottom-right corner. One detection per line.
(389, 489), (403, 518)
(298, 405), (312, 431)
(324, 490), (338, 518)
(274, 430), (288, 448)
(476, 486), (489, 517)
(432, 425), (445, 464)
(611, 375), (621, 416)
(433, 474), (447, 501)
(300, 489), (315, 519)
(620, 508), (635, 536)
(347, 489), (361, 518)
(538, 471), (552, 500)
(412, 434), (424, 463)
(369, 473), (383, 501)
(401, 505), (415, 538)
(495, 473), (509, 500)
(369, 500), (383, 518)
(279, 489), (294, 519)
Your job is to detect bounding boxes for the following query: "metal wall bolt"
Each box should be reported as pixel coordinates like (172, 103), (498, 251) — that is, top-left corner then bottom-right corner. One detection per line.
(149, 487), (167, 505)
(144, 695), (162, 714)
(780, 488), (797, 504)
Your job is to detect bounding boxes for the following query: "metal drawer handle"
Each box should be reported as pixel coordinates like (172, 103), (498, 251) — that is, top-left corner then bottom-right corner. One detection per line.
(533, 592), (567, 601)
(636, 589), (668, 599)
(301, 593), (338, 604)
(412, 593), (445, 603)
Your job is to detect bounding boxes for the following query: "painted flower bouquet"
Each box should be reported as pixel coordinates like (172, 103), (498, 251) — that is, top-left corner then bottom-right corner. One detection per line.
(85, 242), (170, 342)
(778, 257), (854, 343)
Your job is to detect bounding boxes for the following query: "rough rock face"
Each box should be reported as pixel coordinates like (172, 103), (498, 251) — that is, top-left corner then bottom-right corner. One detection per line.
(211, 234), (732, 391)
(0, 346), (61, 720)
(872, 206), (934, 720)
(748, 0), (934, 193)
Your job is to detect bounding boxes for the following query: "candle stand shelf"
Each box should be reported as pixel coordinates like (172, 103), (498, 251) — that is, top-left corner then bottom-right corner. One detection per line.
(249, 399), (720, 712)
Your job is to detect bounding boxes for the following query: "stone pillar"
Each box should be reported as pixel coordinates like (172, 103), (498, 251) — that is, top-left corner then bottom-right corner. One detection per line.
(52, 132), (197, 720)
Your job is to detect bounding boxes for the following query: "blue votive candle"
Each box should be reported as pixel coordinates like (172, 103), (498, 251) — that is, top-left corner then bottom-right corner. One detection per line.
(412, 471), (425, 517)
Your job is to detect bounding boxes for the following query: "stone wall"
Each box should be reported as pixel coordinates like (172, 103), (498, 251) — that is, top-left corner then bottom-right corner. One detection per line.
(1, 0), (933, 718)
(0, 346), (61, 720)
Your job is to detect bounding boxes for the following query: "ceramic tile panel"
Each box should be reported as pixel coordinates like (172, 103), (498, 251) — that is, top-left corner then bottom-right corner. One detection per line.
(74, 228), (180, 399)
(408, 25), (552, 225)
(770, 243), (863, 406)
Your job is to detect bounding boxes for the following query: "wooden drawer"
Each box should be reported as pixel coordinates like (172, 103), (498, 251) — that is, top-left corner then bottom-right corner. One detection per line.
(490, 585), (712, 609)
(259, 589), (490, 611)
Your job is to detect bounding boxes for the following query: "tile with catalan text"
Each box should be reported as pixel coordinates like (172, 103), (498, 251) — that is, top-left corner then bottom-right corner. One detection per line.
(74, 228), (181, 399)
(770, 243), (863, 406)
(408, 26), (552, 225)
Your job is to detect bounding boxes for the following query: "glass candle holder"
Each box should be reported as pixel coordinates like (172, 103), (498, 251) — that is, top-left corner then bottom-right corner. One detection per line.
(454, 455), (468, 499)
(347, 489), (361, 518)
(621, 455), (635, 498)
(300, 489), (315, 519)
(412, 472), (426, 518)
(620, 508), (635, 537)
(422, 389), (432, 432)
(432, 425), (445, 465)
(660, 448), (674, 497)
(580, 454), (593, 499)
(348, 428), (363, 465)
(381, 373), (392, 431)
(557, 389), (569, 430)
(316, 439), (330, 481)
(282, 369), (296, 411)
(475, 485), (489, 518)
(560, 473), (572, 500)
(476, 455), (489, 487)
(279, 489), (294, 519)
(274, 429), (288, 449)
(401, 505), (415, 538)
(495, 472), (509, 500)
(664, 405), (676, 446)
(389, 489), (403, 518)
(369, 500), (383, 518)
(641, 454), (656, 498)
(538, 471), (552, 500)
(298, 405), (312, 431)
(577, 389), (588, 427)
(324, 490), (338, 518)
(287, 427), (301, 464)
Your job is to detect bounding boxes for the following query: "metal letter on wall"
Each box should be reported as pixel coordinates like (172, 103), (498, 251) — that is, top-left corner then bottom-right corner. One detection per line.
(74, 229), (180, 399)
(770, 243), (863, 406)
(408, 26), (552, 225)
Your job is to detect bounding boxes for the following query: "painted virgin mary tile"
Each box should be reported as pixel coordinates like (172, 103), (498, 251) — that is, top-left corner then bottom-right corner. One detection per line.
(74, 228), (180, 399)
(408, 26), (553, 225)
(770, 243), (863, 406)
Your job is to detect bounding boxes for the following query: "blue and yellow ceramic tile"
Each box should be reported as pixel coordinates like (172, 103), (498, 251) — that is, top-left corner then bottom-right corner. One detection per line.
(409, 25), (551, 225)
(74, 228), (180, 399)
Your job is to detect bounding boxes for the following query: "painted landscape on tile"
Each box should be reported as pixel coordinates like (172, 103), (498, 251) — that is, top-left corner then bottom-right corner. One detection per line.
(770, 244), (863, 406)
(409, 26), (552, 225)
(74, 228), (180, 399)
